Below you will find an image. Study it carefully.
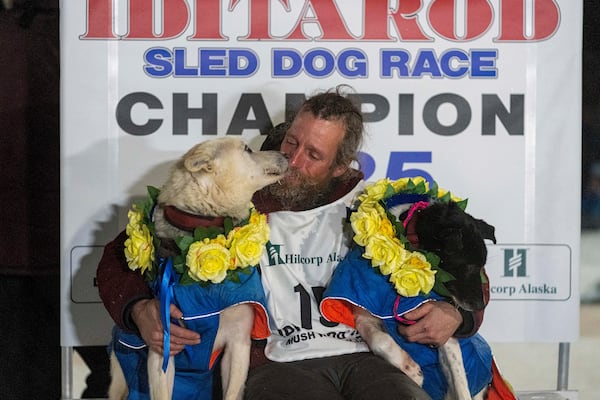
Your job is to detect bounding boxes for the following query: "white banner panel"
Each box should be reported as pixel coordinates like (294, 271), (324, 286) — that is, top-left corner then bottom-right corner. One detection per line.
(61, 0), (582, 346)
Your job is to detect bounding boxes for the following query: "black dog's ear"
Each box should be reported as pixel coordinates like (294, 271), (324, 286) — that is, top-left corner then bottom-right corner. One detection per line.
(261, 122), (290, 151)
(475, 219), (497, 244)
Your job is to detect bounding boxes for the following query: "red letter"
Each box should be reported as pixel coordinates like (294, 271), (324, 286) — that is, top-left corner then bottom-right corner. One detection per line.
(189, 0), (227, 40)
(385, 0), (432, 41)
(497, 0), (560, 41)
(126, 0), (188, 40)
(429, 0), (493, 41)
(235, 0), (280, 40)
(286, 0), (354, 40)
(81, 0), (117, 39)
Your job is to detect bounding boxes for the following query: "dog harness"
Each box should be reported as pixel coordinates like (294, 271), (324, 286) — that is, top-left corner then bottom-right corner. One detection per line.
(321, 246), (493, 400)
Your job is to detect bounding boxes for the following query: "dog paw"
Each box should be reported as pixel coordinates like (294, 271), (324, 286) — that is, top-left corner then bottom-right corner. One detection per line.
(404, 362), (424, 387)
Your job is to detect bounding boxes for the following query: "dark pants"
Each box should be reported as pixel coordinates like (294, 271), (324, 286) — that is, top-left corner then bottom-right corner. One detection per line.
(244, 352), (431, 400)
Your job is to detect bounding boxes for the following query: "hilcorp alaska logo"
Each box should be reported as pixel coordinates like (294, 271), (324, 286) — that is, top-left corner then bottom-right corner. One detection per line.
(503, 248), (528, 277)
(81, 0), (560, 42)
(265, 241), (342, 267)
(487, 244), (572, 301)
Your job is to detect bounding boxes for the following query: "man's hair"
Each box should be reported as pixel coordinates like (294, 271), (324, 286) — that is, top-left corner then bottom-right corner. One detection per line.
(297, 85), (364, 169)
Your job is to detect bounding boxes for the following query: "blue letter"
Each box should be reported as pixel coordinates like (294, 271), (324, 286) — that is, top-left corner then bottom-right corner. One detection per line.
(144, 48), (173, 77)
(273, 49), (302, 77)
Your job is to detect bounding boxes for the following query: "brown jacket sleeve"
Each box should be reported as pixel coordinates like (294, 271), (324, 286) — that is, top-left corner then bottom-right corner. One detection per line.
(96, 230), (153, 332)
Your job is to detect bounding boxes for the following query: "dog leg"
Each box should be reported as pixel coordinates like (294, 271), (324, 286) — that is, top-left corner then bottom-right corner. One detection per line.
(439, 338), (472, 400)
(214, 303), (254, 400)
(108, 350), (128, 400)
(147, 351), (175, 400)
(354, 307), (424, 387)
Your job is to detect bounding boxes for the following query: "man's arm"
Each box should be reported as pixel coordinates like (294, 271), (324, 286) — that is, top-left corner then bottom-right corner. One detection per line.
(397, 268), (490, 345)
(97, 230), (201, 354)
(96, 230), (153, 331)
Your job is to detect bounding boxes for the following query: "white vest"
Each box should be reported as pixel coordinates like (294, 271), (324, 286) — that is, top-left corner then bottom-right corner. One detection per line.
(260, 181), (371, 362)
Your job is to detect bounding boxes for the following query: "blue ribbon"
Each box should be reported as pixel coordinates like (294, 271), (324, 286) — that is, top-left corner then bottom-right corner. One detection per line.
(157, 257), (176, 372)
(383, 193), (430, 210)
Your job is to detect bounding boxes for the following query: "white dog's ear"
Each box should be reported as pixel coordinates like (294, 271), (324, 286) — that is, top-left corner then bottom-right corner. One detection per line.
(184, 153), (214, 173)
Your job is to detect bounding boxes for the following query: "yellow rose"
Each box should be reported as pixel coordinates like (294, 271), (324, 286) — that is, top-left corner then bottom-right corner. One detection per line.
(229, 221), (269, 268)
(125, 205), (144, 235)
(390, 178), (411, 192)
(379, 215), (395, 238)
(248, 208), (267, 226)
(124, 224), (154, 274)
(186, 239), (232, 283)
(358, 178), (390, 203)
(410, 176), (428, 188)
(363, 233), (407, 275)
(390, 252), (436, 297)
(350, 204), (385, 246)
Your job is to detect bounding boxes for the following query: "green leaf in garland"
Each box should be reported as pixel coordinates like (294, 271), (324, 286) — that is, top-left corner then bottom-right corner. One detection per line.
(383, 183), (396, 199)
(227, 270), (241, 283)
(438, 191), (452, 202)
(428, 181), (440, 198)
(456, 198), (468, 211)
(172, 254), (186, 275)
(194, 226), (223, 241)
(432, 281), (453, 298)
(223, 217), (234, 236)
(238, 266), (252, 276)
(147, 185), (160, 203)
(179, 271), (197, 285)
(176, 235), (195, 253)
(424, 251), (441, 268)
(434, 268), (456, 284)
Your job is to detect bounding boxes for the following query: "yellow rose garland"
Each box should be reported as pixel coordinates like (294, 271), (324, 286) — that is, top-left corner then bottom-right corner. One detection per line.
(124, 186), (269, 285)
(350, 177), (465, 298)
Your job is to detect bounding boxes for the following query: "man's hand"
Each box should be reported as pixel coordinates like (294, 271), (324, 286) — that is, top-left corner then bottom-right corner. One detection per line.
(131, 298), (201, 355)
(396, 301), (462, 347)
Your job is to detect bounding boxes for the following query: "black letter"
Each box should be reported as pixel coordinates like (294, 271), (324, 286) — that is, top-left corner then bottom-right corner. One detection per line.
(226, 93), (273, 134)
(173, 93), (218, 135)
(116, 92), (163, 136)
(482, 94), (524, 135)
(424, 93), (471, 136)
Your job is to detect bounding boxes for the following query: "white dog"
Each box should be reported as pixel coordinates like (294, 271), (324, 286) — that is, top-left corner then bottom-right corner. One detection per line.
(109, 137), (288, 400)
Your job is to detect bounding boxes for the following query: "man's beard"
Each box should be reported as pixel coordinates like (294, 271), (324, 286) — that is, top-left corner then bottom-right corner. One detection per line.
(266, 169), (333, 211)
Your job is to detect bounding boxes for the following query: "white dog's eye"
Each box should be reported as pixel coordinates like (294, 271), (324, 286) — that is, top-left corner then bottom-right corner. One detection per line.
(244, 145), (253, 153)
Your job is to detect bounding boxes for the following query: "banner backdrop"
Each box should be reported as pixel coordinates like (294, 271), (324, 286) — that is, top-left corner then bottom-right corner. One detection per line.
(60, 0), (582, 346)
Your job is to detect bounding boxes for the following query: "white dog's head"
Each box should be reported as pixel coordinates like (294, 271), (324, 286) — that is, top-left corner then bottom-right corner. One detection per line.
(158, 137), (288, 222)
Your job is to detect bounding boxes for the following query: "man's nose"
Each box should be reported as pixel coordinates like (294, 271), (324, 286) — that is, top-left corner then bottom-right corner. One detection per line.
(286, 149), (304, 168)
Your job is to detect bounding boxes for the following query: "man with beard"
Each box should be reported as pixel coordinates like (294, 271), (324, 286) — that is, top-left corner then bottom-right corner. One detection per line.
(97, 87), (484, 399)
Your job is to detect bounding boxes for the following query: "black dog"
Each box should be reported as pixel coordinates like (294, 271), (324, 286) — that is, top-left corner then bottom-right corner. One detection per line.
(412, 200), (497, 311)
(350, 199), (497, 399)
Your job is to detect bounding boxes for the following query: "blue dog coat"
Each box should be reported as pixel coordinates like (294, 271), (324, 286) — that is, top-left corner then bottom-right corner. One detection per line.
(321, 247), (492, 400)
(111, 266), (269, 400)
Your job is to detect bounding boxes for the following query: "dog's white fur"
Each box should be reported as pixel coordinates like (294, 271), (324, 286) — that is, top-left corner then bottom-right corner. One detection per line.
(109, 137), (288, 400)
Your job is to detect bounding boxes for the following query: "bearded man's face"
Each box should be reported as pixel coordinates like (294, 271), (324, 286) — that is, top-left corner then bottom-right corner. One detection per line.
(269, 111), (348, 210)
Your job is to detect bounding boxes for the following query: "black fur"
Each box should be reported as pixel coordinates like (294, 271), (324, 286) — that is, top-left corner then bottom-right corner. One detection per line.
(414, 201), (496, 312)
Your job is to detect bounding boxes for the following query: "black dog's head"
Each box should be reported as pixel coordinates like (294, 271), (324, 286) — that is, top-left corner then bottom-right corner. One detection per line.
(413, 201), (496, 311)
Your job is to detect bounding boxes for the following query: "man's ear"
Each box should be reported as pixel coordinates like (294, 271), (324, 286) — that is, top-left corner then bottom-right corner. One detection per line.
(332, 164), (348, 178)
